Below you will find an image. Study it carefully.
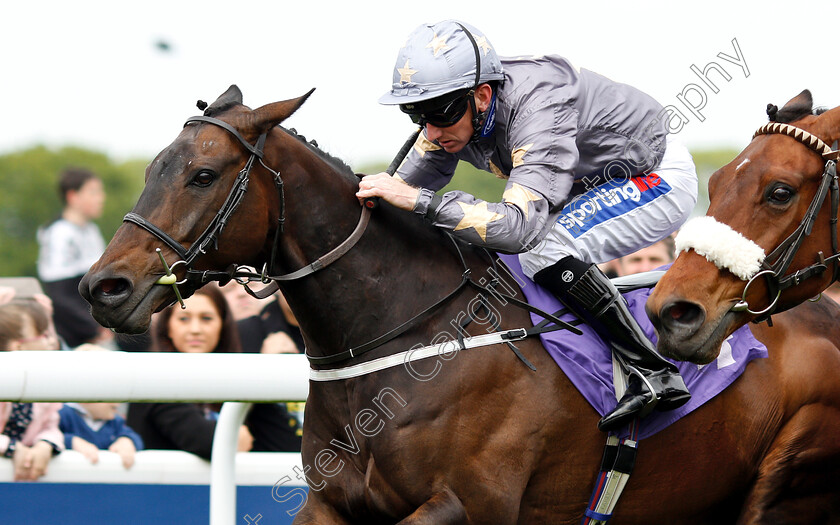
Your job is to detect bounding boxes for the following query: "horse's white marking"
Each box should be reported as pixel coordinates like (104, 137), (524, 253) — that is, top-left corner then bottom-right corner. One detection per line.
(736, 157), (750, 171)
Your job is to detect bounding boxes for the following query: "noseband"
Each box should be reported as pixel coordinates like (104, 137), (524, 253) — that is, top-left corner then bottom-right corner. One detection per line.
(735, 122), (839, 319)
(123, 116), (371, 307)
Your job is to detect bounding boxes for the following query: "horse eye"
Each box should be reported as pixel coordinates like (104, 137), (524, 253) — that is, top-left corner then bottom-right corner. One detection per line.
(768, 185), (794, 205)
(193, 170), (215, 187)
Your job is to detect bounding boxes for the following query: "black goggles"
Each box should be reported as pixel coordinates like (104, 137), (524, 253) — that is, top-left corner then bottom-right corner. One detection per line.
(400, 89), (473, 128)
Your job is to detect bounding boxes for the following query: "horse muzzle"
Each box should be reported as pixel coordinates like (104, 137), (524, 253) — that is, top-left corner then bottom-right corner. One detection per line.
(79, 270), (167, 334)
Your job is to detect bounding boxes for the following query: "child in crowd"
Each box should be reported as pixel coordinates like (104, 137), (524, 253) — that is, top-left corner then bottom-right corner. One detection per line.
(36, 167), (112, 348)
(0, 301), (64, 480)
(59, 403), (143, 469)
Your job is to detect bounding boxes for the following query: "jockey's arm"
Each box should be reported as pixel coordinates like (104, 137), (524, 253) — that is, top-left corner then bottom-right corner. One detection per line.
(357, 96), (578, 253)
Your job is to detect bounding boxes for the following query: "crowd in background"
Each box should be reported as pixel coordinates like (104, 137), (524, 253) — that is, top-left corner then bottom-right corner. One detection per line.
(4, 166), (840, 481)
(0, 167), (304, 481)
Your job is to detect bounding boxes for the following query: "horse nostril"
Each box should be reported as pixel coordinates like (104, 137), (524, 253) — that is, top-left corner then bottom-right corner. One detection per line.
(660, 300), (705, 337)
(90, 277), (133, 307)
(97, 278), (127, 296)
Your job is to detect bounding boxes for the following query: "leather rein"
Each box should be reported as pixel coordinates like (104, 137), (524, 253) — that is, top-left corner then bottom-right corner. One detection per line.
(122, 117), (576, 366)
(733, 122), (840, 321)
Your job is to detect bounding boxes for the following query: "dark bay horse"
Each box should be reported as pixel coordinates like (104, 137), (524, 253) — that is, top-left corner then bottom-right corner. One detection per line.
(80, 86), (840, 523)
(647, 90), (840, 521)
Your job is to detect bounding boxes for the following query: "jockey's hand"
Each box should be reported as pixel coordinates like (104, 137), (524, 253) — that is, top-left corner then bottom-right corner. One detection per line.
(356, 173), (420, 212)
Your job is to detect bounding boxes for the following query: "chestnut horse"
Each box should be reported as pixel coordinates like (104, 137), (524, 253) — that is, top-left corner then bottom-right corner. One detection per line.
(80, 86), (840, 523)
(647, 90), (840, 522)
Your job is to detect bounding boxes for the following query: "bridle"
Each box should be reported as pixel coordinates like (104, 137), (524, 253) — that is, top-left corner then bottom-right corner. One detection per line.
(732, 122), (840, 320)
(122, 116), (574, 367)
(123, 115), (372, 307)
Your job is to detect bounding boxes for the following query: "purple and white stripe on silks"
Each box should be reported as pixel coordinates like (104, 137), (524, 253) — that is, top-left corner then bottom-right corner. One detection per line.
(674, 216), (765, 281)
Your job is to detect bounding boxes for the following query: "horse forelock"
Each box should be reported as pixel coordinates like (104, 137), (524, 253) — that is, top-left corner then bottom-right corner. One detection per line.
(203, 84), (245, 117)
(773, 102), (814, 124)
(203, 99), (245, 118)
(769, 89), (814, 124)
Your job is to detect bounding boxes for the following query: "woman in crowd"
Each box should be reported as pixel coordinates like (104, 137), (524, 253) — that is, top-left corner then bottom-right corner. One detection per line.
(126, 285), (300, 459)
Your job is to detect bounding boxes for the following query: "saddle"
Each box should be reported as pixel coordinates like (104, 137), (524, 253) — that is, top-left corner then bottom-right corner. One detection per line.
(496, 254), (768, 441)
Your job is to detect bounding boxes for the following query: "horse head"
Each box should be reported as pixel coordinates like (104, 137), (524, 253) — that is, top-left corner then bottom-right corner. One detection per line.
(648, 90), (840, 364)
(79, 85), (314, 334)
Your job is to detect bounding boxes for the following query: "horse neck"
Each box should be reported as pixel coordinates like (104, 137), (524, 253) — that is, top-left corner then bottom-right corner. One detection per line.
(811, 106), (840, 147)
(813, 108), (840, 289)
(263, 132), (472, 358)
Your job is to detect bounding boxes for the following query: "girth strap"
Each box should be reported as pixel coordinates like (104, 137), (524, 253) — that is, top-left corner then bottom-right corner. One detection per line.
(307, 270), (582, 367)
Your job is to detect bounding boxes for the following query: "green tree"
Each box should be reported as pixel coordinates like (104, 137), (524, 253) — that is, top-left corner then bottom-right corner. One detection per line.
(0, 143), (733, 281)
(690, 148), (740, 217)
(0, 146), (147, 278)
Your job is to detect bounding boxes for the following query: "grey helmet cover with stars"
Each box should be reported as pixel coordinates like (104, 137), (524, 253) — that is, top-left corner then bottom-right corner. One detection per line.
(378, 20), (505, 106)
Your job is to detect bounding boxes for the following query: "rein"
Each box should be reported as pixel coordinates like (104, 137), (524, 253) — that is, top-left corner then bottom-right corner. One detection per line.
(732, 123), (840, 320)
(123, 115), (374, 307)
(123, 117), (576, 367)
(306, 237), (580, 367)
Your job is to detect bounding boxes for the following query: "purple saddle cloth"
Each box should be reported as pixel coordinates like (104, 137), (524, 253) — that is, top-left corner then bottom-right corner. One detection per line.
(497, 254), (768, 439)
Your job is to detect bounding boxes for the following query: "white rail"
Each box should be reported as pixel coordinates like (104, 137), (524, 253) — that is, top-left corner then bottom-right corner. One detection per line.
(0, 351), (310, 402)
(0, 351), (311, 525)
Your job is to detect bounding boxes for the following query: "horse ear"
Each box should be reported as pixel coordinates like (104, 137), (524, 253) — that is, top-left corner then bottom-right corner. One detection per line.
(252, 88), (316, 134)
(204, 85), (244, 116)
(778, 89), (813, 116)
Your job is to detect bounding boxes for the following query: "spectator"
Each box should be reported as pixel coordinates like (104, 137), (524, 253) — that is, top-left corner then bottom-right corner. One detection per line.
(127, 286), (301, 458)
(617, 236), (676, 276)
(0, 301), (64, 480)
(597, 259), (622, 279)
(221, 283), (305, 441)
(0, 280), (62, 350)
(0, 300), (59, 352)
(36, 167), (112, 348)
(823, 281), (840, 304)
(59, 403), (143, 469)
(231, 288), (304, 355)
(219, 279), (265, 324)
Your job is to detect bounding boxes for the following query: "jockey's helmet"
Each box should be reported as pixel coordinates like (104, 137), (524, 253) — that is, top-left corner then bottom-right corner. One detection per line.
(379, 20), (504, 132)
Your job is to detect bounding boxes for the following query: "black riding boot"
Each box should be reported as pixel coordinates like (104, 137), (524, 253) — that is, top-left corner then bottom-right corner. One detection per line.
(533, 256), (691, 432)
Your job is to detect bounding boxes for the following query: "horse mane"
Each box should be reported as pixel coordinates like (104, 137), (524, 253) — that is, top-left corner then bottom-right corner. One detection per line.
(278, 126), (356, 176)
(194, 92), (356, 177)
(273, 126), (492, 267)
(196, 95), (489, 266)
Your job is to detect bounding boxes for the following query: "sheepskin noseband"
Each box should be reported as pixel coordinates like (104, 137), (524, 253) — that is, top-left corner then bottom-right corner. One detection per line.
(674, 216), (766, 280)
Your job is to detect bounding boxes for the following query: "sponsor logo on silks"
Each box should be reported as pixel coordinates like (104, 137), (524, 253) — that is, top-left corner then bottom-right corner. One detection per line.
(480, 94), (497, 138)
(556, 173), (672, 238)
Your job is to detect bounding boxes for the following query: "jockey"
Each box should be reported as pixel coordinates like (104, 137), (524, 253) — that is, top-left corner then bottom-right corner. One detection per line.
(357, 20), (698, 431)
